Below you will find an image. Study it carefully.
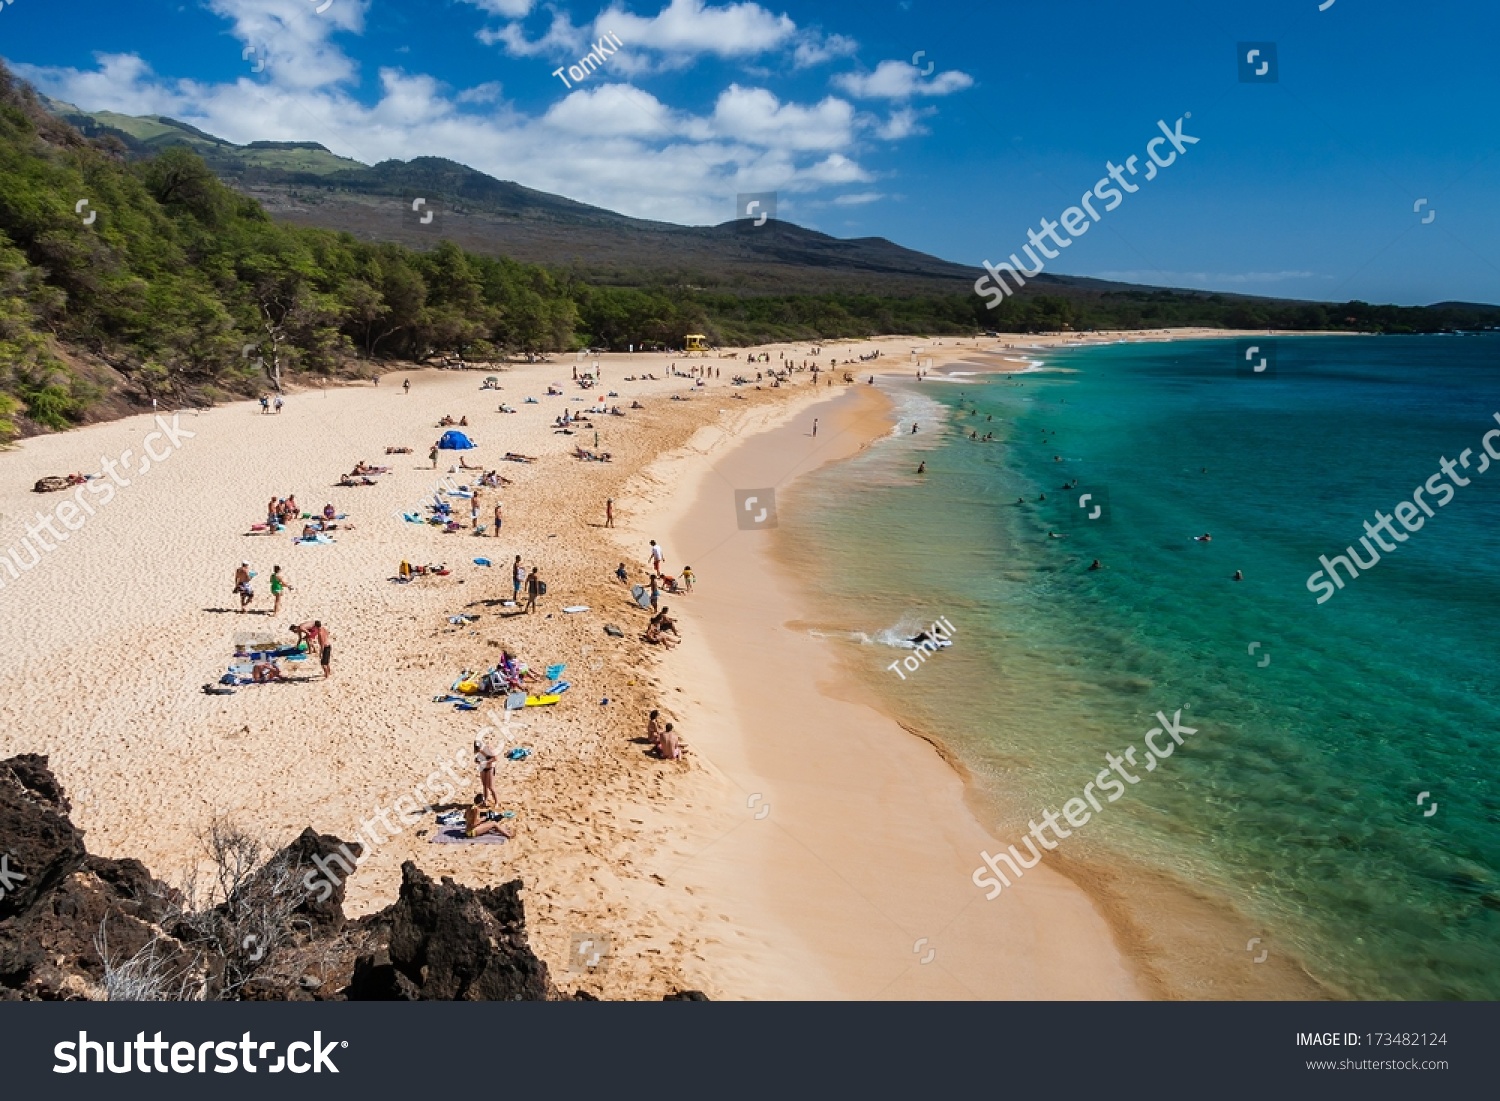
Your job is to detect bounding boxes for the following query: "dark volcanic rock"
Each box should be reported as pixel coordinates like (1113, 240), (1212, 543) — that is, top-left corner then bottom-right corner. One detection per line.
(348, 862), (550, 1001)
(261, 826), (362, 935)
(2, 756), (555, 1002)
(0, 755), (87, 922)
(0, 756), (190, 999)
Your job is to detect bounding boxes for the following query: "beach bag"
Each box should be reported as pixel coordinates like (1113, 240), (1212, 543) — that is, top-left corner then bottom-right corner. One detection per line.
(539, 580), (548, 596)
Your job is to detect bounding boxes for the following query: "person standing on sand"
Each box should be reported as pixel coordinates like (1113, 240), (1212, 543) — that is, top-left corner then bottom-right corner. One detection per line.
(403, 379), (410, 395)
(270, 566), (291, 615)
(470, 495), (481, 530)
(234, 562), (255, 612)
(649, 573), (660, 611)
(430, 446), (439, 469)
(313, 621), (332, 678)
(475, 736), (499, 806)
(812, 418), (818, 437)
(493, 503), (503, 537)
(525, 567), (542, 614)
(648, 539), (665, 576)
(512, 556), (524, 603)
(605, 497), (614, 528)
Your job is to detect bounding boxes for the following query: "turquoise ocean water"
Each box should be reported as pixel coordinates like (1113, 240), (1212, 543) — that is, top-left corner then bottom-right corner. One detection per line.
(779, 335), (1500, 999)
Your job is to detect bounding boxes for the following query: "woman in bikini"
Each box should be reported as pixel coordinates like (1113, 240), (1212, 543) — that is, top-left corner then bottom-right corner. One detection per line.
(464, 796), (511, 839)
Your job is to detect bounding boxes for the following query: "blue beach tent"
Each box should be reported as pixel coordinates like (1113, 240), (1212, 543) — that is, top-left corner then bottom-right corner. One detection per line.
(437, 430), (475, 450)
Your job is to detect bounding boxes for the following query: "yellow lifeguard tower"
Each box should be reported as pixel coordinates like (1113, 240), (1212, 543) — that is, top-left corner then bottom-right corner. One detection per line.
(684, 334), (709, 354)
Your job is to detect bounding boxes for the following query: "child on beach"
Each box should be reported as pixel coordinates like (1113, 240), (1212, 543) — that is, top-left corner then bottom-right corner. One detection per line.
(615, 562), (628, 584)
(681, 566), (694, 591)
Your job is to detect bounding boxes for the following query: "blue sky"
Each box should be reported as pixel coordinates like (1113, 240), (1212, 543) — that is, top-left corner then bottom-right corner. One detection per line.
(3, 0), (1497, 305)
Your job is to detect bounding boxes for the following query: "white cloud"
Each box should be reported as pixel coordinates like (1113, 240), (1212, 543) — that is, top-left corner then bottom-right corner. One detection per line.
(874, 105), (934, 140)
(832, 191), (884, 206)
(462, 0), (537, 16)
(597, 0), (796, 59)
(205, 0), (369, 91)
(707, 85), (855, 151)
(834, 58), (974, 100)
(792, 31), (858, 68)
(479, 9), (588, 57)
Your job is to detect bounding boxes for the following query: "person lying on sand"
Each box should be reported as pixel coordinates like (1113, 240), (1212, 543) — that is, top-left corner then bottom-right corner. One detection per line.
(503, 452), (537, 463)
(385, 446), (412, 454)
(459, 456), (481, 470)
(464, 796), (512, 839)
(251, 661), (283, 683)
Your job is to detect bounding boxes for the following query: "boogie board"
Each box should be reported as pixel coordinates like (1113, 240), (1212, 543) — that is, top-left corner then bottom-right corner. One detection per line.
(473, 557), (492, 567)
(524, 694), (562, 707)
(631, 585), (652, 610)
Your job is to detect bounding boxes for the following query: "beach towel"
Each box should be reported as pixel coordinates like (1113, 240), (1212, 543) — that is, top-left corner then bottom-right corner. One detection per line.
(429, 826), (508, 845)
(545, 663), (566, 680)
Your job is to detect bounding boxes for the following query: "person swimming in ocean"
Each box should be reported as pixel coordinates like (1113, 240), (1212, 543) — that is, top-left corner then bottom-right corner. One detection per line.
(1089, 560), (1103, 571)
(1195, 533), (1212, 542)
(916, 462), (926, 474)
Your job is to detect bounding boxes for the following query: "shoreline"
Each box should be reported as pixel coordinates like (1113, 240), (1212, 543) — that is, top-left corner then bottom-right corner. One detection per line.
(640, 381), (1142, 998)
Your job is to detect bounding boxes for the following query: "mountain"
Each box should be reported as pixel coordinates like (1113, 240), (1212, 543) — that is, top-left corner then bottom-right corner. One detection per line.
(37, 98), (1102, 298)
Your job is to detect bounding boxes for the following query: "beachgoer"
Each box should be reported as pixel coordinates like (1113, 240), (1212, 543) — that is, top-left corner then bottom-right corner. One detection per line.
(475, 737), (499, 806)
(646, 709), (663, 750)
(649, 573), (660, 611)
(464, 795), (511, 839)
(525, 567), (542, 614)
(430, 446), (439, 469)
(605, 497), (614, 528)
(252, 661), (282, 683)
(657, 722), (681, 760)
(1233, 570), (1244, 581)
(274, 396), (284, 414)
(812, 418), (818, 438)
(512, 556), (524, 603)
(234, 562), (254, 612)
(493, 503), (503, 537)
(911, 423), (918, 434)
(270, 565), (291, 614)
(313, 620), (332, 679)
(1089, 560), (1103, 571)
(681, 566), (694, 591)
(616, 562), (628, 584)
(259, 395), (270, 414)
(403, 379), (410, 394)
(1195, 534), (1212, 542)
(648, 539), (665, 576)
(917, 462), (926, 474)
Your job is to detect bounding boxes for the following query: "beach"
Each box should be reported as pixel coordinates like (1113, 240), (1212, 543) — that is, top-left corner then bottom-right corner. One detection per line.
(0, 329), (1294, 999)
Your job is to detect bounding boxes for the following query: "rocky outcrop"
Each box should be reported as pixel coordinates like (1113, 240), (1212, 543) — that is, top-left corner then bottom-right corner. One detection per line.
(0, 755), (561, 1002)
(348, 863), (552, 1000)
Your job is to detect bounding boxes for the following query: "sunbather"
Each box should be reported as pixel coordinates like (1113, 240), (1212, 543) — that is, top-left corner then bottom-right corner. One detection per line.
(464, 796), (511, 838)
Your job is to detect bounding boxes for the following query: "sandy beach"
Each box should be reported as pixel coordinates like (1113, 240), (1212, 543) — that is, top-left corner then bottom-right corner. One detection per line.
(0, 328), (1298, 999)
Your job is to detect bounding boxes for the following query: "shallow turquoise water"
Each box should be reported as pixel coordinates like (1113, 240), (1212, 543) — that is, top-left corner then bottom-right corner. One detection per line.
(782, 334), (1500, 1000)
